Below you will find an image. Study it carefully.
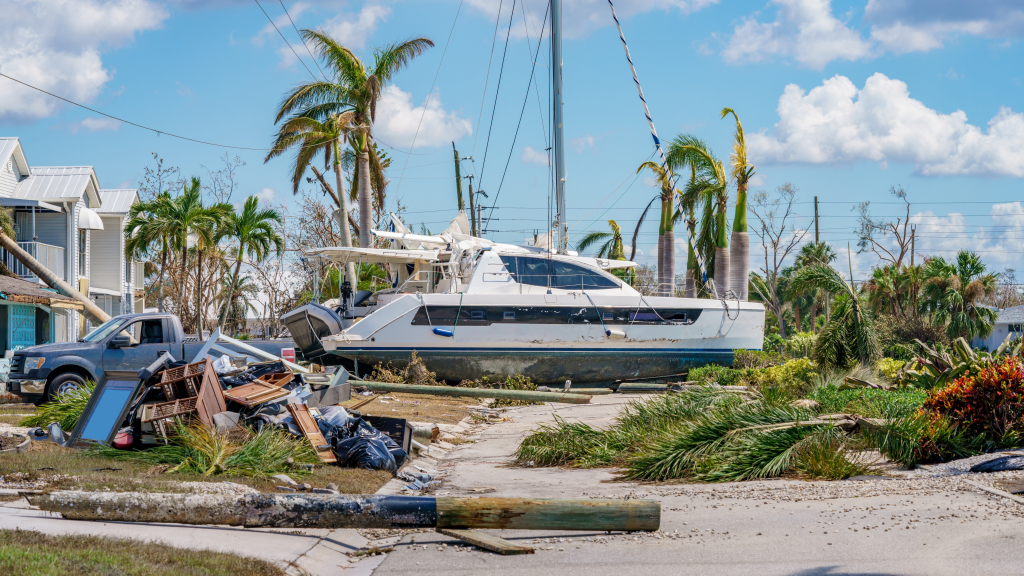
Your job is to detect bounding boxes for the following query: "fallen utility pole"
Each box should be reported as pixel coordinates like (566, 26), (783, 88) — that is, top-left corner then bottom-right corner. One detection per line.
(30, 492), (659, 531)
(355, 381), (592, 404)
(0, 233), (110, 324)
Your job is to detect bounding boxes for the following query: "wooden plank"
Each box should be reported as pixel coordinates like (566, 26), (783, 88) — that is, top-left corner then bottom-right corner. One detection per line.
(436, 528), (534, 555)
(224, 379), (290, 407)
(287, 403), (336, 463)
(195, 360), (227, 428)
(965, 480), (1024, 505)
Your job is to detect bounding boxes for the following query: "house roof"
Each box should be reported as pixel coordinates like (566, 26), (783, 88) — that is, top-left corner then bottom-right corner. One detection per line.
(0, 138), (30, 176)
(996, 305), (1024, 324)
(0, 274), (82, 310)
(97, 189), (139, 214)
(14, 166), (102, 207)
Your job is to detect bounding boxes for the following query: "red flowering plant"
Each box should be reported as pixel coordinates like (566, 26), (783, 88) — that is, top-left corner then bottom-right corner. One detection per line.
(922, 356), (1024, 445)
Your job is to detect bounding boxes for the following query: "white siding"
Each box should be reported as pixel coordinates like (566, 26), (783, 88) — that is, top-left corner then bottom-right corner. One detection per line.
(90, 216), (121, 291)
(19, 211), (68, 249)
(0, 158), (21, 198)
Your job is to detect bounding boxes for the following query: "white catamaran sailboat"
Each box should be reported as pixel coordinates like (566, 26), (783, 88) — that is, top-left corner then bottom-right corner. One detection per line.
(282, 0), (764, 385)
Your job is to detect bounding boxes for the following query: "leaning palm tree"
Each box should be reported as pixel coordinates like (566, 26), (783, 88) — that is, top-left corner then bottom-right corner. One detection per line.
(792, 264), (879, 368)
(669, 135), (729, 297)
(216, 196), (284, 327)
(920, 250), (998, 341)
(275, 30), (433, 247)
(577, 220), (625, 260)
(637, 161), (679, 295)
(721, 107), (755, 301)
(155, 178), (231, 334)
(794, 241), (837, 330)
(125, 192), (173, 312)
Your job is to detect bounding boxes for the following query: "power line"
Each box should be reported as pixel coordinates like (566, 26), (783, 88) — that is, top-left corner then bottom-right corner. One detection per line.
(478, 0), (517, 189)
(277, 0), (327, 80)
(253, 0), (318, 81)
(393, 0), (465, 199)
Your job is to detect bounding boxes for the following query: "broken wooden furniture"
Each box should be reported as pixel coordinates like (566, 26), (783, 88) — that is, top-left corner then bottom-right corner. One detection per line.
(223, 371), (293, 407)
(29, 492), (661, 532)
(288, 403), (337, 464)
(142, 359), (226, 438)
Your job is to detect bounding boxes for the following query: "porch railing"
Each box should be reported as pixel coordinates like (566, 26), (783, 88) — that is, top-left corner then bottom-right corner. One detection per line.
(2, 242), (65, 283)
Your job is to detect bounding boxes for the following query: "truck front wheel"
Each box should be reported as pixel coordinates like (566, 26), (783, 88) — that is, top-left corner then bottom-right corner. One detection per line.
(47, 373), (87, 403)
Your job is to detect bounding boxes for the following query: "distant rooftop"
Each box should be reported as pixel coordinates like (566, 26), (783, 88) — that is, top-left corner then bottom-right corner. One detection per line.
(97, 189), (139, 214)
(996, 304), (1024, 324)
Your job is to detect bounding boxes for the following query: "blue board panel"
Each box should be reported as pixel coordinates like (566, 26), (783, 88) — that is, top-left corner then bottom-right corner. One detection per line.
(10, 304), (35, 350)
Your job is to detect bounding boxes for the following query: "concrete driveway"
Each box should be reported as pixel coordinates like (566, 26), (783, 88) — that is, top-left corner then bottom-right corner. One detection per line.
(373, 394), (1024, 576)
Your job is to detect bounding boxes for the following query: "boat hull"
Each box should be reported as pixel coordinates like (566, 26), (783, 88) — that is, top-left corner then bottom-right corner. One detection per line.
(332, 345), (736, 385)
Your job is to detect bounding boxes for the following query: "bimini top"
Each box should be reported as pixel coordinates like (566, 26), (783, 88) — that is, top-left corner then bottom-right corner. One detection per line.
(306, 246), (441, 264)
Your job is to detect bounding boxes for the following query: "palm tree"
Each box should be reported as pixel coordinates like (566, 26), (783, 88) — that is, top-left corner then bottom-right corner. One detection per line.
(920, 250), (998, 341)
(637, 161), (679, 295)
(794, 241), (837, 330)
(577, 220), (625, 260)
(156, 178), (231, 335)
(125, 192), (173, 312)
(792, 264), (879, 368)
(669, 135), (729, 297)
(721, 107), (755, 301)
(275, 30), (433, 247)
(677, 164), (701, 298)
(216, 196), (284, 327)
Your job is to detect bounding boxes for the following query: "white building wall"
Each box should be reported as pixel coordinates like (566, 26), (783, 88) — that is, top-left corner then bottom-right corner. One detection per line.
(91, 216), (121, 291)
(0, 158), (21, 198)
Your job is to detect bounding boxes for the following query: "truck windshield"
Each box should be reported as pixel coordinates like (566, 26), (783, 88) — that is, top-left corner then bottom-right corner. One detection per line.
(80, 318), (124, 343)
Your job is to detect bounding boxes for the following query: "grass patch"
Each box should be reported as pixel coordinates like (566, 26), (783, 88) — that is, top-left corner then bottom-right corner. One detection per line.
(0, 414), (30, 426)
(810, 385), (928, 419)
(793, 434), (871, 480)
(0, 529), (284, 576)
(0, 441), (390, 494)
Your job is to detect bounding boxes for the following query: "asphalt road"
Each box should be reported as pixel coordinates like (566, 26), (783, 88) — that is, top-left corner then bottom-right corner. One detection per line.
(373, 394), (1024, 576)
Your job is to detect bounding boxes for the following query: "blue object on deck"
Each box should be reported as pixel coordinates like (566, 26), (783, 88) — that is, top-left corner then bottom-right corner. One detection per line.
(432, 328), (454, 338)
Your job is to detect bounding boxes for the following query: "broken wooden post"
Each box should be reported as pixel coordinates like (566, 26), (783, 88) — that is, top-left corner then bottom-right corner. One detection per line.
(355, 382), (592, 404)
(29, 492), (659, 531)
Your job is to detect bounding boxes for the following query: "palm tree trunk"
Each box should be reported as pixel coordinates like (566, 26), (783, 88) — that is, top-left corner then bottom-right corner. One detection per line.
(794, 304), (801, 333)
(357, 137), (372, 248)
(158, 246), (167, 313)
(0, 232), (110, 324)
(713, 205), (730, 297)
(217, 253), (246, 329)
(334, 139), (358, 302)
(179, 245), (189, 323)
(685, 240), (696, 298)
(195, 249), (204, 337)
(730, 186), (749, 300)
(776, 302), (787, 339)
(664, 229), (675, 296)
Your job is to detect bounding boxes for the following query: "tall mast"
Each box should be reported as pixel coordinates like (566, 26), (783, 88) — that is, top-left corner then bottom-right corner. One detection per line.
(551, 0), (568, 254)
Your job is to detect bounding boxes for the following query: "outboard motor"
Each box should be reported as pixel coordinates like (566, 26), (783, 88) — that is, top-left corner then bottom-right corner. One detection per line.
(281, 302), (344, 362)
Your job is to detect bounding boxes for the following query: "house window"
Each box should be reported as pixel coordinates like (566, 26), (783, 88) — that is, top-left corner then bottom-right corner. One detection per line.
(79, 229), (87, 277)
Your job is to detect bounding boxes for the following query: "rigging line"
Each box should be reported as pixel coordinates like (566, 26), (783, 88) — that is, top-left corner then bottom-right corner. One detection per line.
(567, 150), (656, 233)
(483, 1), (549, 230)
(520, 0), (549, 146)
(472, 0), (505, 159)
(392, 0), (465, 200)
(254, 0), (318, 81)
(375, 138), (447, 155)
(0, 72), (326, 152)
(277, 0), (327, 80)
(570, 150), (656, 239)
(477, 0), (517, 189)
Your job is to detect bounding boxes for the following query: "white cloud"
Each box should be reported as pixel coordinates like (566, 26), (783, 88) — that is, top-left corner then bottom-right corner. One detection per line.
(372, 86), (472, 149)
(255, 188), (277, 204)
(722, 0), (872, 70)
(571, 134), (597, 153)
(321, 4), (391, 51)
(0, 0), (167, 121)
(865, 0), (1024, 53)
(521, 146), (549, 166)
(748, 73), (1024, 177)
(466, 0), (718, 39)
(69, 117), (121, 134)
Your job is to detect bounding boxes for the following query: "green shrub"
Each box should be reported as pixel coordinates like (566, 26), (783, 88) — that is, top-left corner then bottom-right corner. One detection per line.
(688, 364), (746, 386)
(875, 358), (906, 381)
(733, 350), (786, 369)
(810, 384), (927, 419)
(793, 433), (871, 480)
(489, 374), (540, 408)
(785, 332), (818, 358)
(746, 359), (818, 398)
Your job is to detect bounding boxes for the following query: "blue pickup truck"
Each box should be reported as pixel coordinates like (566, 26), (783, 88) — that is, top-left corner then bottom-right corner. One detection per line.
(7, 312), (295, 404)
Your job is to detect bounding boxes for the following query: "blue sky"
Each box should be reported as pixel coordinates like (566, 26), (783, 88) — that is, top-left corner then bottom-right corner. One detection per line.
(2, 0), (1023, 280)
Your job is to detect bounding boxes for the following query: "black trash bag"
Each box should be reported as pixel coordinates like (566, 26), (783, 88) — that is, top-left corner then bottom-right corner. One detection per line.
(328, 418), (408, 472)
(970, 455), (1024, 473)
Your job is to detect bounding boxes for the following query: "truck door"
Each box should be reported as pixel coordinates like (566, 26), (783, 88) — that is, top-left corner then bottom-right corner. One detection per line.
(101, 319), (173, 372)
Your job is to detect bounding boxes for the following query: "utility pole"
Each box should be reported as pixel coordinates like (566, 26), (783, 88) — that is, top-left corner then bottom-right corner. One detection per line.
(814, 196), (819, 243)
(477, 204), (485, 236)
(452, 142), (464, 211)
(465, 175), (476, 236)
(911, 225), (916, 266)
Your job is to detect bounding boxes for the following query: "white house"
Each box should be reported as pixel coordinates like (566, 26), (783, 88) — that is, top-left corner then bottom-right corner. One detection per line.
(972, 304), (1024, 351)
(0, 137), (142, 344)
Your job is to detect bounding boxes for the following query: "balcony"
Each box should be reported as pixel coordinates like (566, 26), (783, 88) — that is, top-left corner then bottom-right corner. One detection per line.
(2, 242), (66, 283)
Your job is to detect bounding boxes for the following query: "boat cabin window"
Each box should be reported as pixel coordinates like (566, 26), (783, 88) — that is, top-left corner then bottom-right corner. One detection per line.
(498, 256), (620, 289)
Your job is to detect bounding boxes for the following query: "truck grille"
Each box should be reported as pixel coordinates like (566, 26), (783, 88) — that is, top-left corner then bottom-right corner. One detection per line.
(10, 354), (23, 374)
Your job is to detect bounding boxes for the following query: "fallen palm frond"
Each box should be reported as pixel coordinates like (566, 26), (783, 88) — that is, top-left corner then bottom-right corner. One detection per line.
(93, 421), (318, 478)
(20, 382), (95, 430)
